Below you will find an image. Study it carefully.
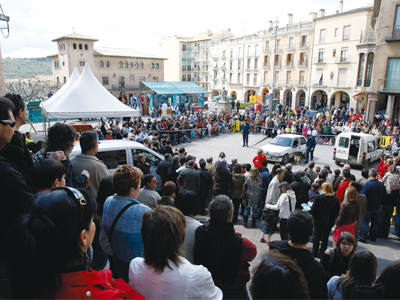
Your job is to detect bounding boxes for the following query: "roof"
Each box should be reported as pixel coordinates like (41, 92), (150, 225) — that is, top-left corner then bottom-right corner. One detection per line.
(52, 33), (99, 42)
(46, 53), (58, 58)
(143, 82), (210, 95)
(315, 6), (372, 20)
(93, 48), (166, 60)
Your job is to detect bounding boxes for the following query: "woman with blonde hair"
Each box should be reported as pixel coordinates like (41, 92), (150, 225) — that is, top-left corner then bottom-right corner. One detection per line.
(332, 186), (359, 248)
(242, 167), (261, 228)
(310, 182), (340, 257)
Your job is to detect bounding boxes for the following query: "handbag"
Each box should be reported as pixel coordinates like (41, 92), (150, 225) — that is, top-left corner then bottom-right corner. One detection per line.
(262, 209), (279, 226)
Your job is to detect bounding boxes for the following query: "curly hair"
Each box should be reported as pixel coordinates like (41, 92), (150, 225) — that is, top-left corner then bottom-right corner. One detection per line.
(112, 165), (143, 195)
(45, 122), (76, 153)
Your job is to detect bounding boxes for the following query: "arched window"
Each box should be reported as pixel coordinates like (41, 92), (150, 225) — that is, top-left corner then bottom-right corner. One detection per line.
(140, 62), (144, 69)
(85, 44), (88, 50)
(119, 61), (123, 68)
(130, 62), (134, 68)
(156, 63), (159, 69)
(73, 43), (77, 49)
(151, 63), (155, 69)
(135, 62), (139, 68)
(100, 61), (104, 68)
(106, 61), (110, 68)
(125, 61), (129, 68)
(79, 44), (82, 50)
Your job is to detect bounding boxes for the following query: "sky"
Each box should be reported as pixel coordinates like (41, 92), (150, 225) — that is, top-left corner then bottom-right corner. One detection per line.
(0, 0), (372, 58)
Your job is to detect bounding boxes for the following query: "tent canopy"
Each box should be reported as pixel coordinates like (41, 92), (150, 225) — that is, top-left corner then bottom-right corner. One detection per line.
(142, 81), (210, 95)
(41, 64), (139, 118)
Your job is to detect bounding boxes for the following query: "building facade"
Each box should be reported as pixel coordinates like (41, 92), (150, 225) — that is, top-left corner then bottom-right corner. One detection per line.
(309, 6), (373, 111)
(48, 33), (166, 98)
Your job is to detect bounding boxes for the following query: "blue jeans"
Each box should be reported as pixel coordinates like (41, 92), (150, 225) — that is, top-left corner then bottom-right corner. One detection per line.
(242, 133), (249, 146)
(244, 206), (258, 217)
(360, 209), (381, 241)
(305, 147), (314, 161)
(395, 209), (400, 236)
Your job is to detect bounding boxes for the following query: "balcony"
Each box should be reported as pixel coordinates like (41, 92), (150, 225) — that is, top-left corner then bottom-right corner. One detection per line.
(192, 67), (199, 72)
(283, 80), (293, 86)
(298, 60), (308, 67)
(263, 62), (270, 68)
(285, 61), (294, 67)
(385, 26), (400, 41)
(314, 57), (325, 64)
(295, 80), (307, 86)
(377, 79), (400, 93)
(299, 42), (308, 49)
(312, 80), (327, 87)
(334, 81), (353, 88)
(201, 67), (208, 72)
(273, 61), (281, 68)
(286, 44), (295, 51)
(192, 47), (200, 52)
(335, 55), (351, 64)
(111, 83), (144, 90)
(359, 29), (377, 44)
(263, 47), (270, 53)
(275, 45), (283, 51)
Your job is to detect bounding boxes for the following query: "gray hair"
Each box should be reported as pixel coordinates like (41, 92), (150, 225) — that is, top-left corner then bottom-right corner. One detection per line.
(369, 168), (378, 178)
(209, 195), (233, 222)
(286, 163), (292, 171)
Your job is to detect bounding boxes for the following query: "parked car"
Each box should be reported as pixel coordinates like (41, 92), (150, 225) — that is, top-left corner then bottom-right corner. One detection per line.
(333, 132), (382, 168)
(70, 140), (164, 191)
(260, 134), (307, 165)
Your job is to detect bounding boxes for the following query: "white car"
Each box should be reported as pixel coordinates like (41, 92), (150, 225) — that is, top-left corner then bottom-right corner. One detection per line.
(70, 139), (164, 191)
(260, 134), (307, 165)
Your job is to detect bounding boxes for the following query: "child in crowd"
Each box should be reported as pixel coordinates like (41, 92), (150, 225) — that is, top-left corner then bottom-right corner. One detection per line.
(308, 182), (321, 206)
(106, 130), (113, 140)
(31, 158), (66, 192)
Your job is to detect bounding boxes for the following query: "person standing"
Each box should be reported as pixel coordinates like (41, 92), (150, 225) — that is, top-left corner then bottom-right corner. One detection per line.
(177, 160), (200, 194)
(194, 195), (257, 299)
(242, 168), (262, 228)
(137, 174), (160, 209)
(197, 160), (212, 215)
(236, 99), (241, 113)
(359, 168), (387, 243)
(241, 119), (251, 147)
(305, 134), (316, 163)
(231, 164), (246, 224)
(156, 153), (172, 188)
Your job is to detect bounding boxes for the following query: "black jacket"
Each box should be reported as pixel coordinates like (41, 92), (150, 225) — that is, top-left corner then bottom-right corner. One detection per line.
(290, 179), (310, 209)
(270, 240), (327, 299)
(156, 159), (172, 184)
(283, 170), (294, 184)
(137, 161), (151, 176)
(310, 194), (340, 227)
(198, 167), (212, 196)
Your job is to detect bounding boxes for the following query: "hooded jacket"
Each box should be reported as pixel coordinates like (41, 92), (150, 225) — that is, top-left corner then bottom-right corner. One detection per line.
(266, 190), (296, 219)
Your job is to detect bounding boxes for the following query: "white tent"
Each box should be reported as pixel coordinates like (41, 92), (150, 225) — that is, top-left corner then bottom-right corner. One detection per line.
(40, 67), (80, 115)
(41, 64), (139, 118)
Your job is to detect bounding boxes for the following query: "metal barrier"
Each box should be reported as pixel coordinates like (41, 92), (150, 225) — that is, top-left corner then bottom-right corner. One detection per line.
(380, 136), (391, 148)
(232, 121), (243, 133)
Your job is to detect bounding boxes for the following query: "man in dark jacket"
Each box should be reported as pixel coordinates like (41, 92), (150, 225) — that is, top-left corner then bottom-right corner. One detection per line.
(194, 195), (257, 299)
(156, 153), (172, 188)
(197, 160), (212, 215)
(283, 163), (294, 184)
(359, 168), (387, 243)
(290, 171), (310, 209)
(305, 134), (316, 163)
(177, 160), (200, 194)
(270, 211), (327, 299)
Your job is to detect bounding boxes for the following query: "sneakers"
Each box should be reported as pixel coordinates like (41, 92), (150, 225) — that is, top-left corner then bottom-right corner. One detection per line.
(260, 237), (267, 243)
(266, 241), (271, 246)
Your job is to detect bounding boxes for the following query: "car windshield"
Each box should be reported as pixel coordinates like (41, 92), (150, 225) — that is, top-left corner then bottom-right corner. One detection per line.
(270, 136), (292, 147)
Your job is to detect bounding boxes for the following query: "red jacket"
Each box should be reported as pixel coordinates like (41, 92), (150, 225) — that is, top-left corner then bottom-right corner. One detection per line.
(253, 154), (267, 169)
(336, 178), (352, 205)
(52, 269), (145, 299)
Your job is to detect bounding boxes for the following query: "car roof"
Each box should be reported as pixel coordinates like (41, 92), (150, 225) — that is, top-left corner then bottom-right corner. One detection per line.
(71, 139), (152, 155)
(336, 132), (376, 139)
(274, 134), (304, 139)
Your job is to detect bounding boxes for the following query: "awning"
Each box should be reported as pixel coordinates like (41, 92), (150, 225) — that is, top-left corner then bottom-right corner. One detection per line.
(314, 69), (323, 81)
(142, 81), (210, 95)
(352, 93), (361, 100)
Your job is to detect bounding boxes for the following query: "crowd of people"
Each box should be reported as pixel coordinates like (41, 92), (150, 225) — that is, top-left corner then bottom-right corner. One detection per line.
(0, 92), (400, 299)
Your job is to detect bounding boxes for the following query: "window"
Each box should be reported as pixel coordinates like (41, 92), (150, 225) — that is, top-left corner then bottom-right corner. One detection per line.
(214, 70), (218, 79)
(156, 63), (159, 69)
(135, 62), (139, 68)
(264, 55), (269, 66)
(63, 77), (66, 84)
(319, 29), (326, 43)
(364, 53), (374, 87)
(182, 64), (186, 72)
(84, 44), (88, 50)
(187, 74), (191, 81)
(229, 73), (233, 83)
(54, 61), (59, 68)
(151, 63), (155, 69)
(275, 54), (279, 66)
(340, 48), (348, 62)
(96, 150), (127, 170)
(300, 52), (306, 62)
(254, 58), (258, 69)
(357, 53), (366, 86)
(301, 35), (307, 47)
(130, 75), (135, 82)
(182, 44), (187, 51)
(367, 141), (375, 153)
(182, 54), (187, 62)
(187, 64), (191, 71)
(79, 61), (85, 67)
(337, 69), (347, 87)
(100, 61), (104, 68)
(333, 49), (336, 57)
(56, 77), (59, 83)
(255, 44), (258, 55)
(79, 44), (82, 50)
(106, 61), (110, 68)
(119, 76), (125, 87)
(247, 45), (251, 56)
(246, 73), (250, 85)
(253, 73), (258, 86)
(182, 75), (186, 81)
(334, 28), (338, 37)
(73, 43), (76, 49)
(343, 26), (351, 40)
(238, 59), (241, 70)
(102, 76), (109, 85)
(125, 62), (129, 68)
(62, 61), (65, 66)
(230, 60), (233, 70)
(230, 49), (233, 58)
(247, 58), (251, 69)
(139, 76), (145, 83)
(153, 77), (158, 82)
(119, 61), (123, 68)
(265, 41), (269, 51)
(187, 54), (191, 62)
(339, 137), (349, 148)
(130, 62), (134, 68)
(238, 73), (241, 83)
(288, 38), (294, 49)
(300, 137), (307, 145)
(318, 49), (324, 63)
(140, 62), (144, 69)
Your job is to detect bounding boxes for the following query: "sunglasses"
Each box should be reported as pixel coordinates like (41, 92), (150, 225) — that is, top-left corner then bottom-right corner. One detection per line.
(0, 120), (16, 128)
(54, 187), (87, 224)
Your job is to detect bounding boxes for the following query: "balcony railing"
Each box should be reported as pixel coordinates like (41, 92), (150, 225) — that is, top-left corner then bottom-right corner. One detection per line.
(286, 44), (295, 50)
(263, 47), (270, 52)
(283, 80), (292, 86)
(385, 26), (400, 41)
(299, 42), (308, 49)
(274, 61), (281, 67)
(314, 57), (325, 64)
(335, 81), (353, 88)
(359, 29), (377, 44)
(111, 83), (145, 90)
(312, 80), (327, 87)
(378, 78), (400, 92)
(295, 80), (307, 86)
(187, 66), (192, 71)
(285, 61), (294, 67)
(298, 60), (308, 67)
(275, 45), (283, 51)
(335, 55), (351, 63)
(263, 62), (270, 68)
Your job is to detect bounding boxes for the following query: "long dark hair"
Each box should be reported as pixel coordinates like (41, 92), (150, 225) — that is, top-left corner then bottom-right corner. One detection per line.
(374, 260), (400, 299)
(6, 188), (97, 299)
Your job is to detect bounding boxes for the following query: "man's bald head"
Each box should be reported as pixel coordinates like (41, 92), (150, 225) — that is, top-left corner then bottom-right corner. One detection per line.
(343, 164), (351, 171)
(206, 157), (213, 163)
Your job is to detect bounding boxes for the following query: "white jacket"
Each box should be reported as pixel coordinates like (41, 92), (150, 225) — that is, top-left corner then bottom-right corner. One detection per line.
(266, 190), (296, 219)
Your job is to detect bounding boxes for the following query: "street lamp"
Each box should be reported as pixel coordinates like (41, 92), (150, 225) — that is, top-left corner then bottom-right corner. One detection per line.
(270, 17), (279, 113)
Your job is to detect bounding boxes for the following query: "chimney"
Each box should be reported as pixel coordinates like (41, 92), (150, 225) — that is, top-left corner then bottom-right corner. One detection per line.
(319, 9), (325, 17)
(309, 12), (317, 21)
(339, 1), (343, 13)
(287, 13), (293, 25)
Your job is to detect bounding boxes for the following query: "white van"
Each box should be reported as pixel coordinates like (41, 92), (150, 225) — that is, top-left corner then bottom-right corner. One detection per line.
(70, 140), (164, 191)
(333, 132), (383, 168)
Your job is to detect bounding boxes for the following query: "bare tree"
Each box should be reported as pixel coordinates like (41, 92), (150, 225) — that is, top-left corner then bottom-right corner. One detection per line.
(5, 76), (62, 101)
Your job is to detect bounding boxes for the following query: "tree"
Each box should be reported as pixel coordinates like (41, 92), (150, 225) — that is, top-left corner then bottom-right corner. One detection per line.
(5, 76), (62, 101)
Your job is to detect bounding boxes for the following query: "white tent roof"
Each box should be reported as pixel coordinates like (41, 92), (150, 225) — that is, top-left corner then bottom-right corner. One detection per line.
(41, 68), (80, 115)
(42, 64), (139, 118)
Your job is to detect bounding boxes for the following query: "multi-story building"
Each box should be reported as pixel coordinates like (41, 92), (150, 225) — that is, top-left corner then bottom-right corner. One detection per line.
(47, 33), (166, 99)
(309, 5), (373, 110)
(362, 0), (400, 122)
(161, 29), (233, 100)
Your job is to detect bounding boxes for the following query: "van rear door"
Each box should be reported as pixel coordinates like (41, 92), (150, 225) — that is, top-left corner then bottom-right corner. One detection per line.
(336, 136), (350, 160)
(356, 137), (364, 164)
